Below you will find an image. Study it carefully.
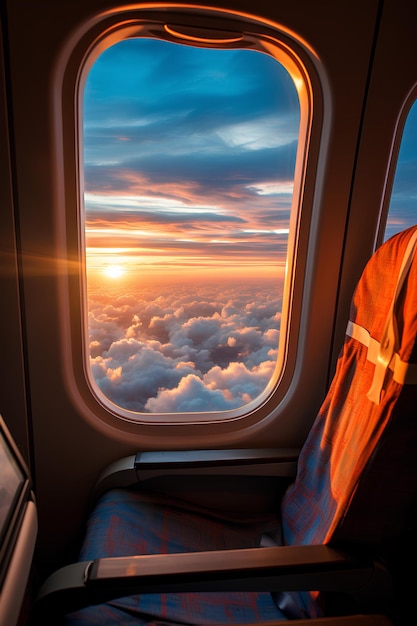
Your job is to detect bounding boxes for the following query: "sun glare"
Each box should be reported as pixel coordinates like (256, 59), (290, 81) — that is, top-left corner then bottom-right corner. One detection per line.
(104, 264), (125, 279)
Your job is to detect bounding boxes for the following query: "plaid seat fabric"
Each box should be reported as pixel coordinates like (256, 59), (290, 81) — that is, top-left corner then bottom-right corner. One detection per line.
(281, 225), (417, 615)
(65, 226), (417, 625)
(64, 488), (287, 625)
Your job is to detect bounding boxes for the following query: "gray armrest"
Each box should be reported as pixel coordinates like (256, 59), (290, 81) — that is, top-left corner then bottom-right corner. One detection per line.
(93, 449), (299, 502)
(33, 544), (390, 617)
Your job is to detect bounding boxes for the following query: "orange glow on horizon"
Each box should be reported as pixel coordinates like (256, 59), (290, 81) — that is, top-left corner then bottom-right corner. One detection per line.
(86, 252), (287, 287)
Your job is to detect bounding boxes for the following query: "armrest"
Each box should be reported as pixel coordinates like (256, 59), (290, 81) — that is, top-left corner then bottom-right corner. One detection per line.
(33, 544), (390, 617)
(135, 448), (299, 475)
(93, 449), (299, 502)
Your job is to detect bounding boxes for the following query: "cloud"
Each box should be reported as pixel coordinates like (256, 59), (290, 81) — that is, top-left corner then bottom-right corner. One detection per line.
(144, 374), (239, 412)
(84, 39), (298, 131)
(88, 280), (282, 413)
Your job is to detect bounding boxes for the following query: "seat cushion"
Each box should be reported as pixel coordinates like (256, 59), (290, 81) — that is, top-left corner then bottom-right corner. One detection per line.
(64, 488), (288, 625)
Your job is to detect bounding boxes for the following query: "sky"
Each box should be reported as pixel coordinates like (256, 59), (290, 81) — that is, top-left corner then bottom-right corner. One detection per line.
(83, 38), (300, 283)
(384, 99), (417, 241)
(82, 38), (300, 414)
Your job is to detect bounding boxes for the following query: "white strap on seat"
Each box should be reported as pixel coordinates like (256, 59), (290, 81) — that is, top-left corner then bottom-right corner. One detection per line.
(346, 320), (417, 386)
(345, 230), (417, 405)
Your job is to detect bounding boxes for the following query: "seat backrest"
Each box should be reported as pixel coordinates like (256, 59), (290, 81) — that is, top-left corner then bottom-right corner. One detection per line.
(282, 224), (417, 554)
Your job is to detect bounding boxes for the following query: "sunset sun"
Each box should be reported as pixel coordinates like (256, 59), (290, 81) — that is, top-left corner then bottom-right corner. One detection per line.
(104, 264), (125, 279)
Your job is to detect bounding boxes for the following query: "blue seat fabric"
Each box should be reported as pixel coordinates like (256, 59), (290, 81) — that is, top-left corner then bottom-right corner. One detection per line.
(64, 488), (288, 625)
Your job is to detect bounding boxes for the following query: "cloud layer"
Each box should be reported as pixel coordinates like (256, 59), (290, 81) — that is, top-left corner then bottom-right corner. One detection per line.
(88, 280), (282, 413)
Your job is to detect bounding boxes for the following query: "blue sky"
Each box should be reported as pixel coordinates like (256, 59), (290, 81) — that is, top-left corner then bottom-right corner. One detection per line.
(385, 100), (417, 240)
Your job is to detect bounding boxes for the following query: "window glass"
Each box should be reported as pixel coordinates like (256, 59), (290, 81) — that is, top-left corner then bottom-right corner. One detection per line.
(83, 37), (301, 415)
(384, 99), (417, 241)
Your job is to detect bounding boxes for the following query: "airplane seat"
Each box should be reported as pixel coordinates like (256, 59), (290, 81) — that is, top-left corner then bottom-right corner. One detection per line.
(0, 415), (37, 626)
(32, 224), (417, 625)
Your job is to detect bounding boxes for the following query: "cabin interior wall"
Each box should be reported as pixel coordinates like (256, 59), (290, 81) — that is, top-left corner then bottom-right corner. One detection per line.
(0, 7), (31, 466)
(0, 0), (399, 577)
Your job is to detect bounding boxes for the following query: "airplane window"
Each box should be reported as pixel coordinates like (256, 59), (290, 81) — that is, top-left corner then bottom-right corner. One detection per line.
(384, 99), (417, 241)
(82, 36), (301, 417)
